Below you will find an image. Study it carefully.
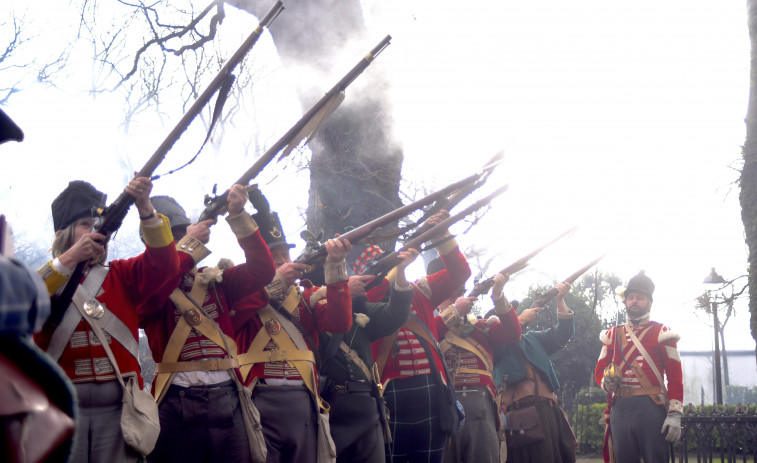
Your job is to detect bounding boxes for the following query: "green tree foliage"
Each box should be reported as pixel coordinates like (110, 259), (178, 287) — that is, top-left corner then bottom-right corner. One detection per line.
(725, 384), (757, 404)
(571, 386), (607, 454)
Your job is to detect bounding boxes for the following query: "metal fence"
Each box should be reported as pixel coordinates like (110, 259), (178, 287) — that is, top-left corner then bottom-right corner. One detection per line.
(673, 404), (757, 463)
(563, 392), (757, 462)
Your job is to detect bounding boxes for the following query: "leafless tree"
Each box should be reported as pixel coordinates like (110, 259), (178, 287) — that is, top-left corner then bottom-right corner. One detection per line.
(0, 11), (70, 104)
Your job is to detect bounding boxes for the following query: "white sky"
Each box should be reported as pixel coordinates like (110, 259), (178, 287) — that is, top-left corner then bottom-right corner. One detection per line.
(1, 0), (754, 354)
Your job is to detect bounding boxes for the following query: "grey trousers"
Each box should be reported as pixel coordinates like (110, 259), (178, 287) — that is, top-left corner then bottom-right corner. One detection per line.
(70, 381), (139, 463)
(148, 380), (251, 463)
(252, 383), (317, 463)
(443, 386), (500, 463)
(610, 395), (668, 463)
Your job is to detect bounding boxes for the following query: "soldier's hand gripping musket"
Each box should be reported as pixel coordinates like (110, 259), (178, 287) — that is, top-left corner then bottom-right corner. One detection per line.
(467, 226), (577, 298)
(362, 184), (509, 290)
(199, 35), (392, 223)
(51, 1), (284, 315)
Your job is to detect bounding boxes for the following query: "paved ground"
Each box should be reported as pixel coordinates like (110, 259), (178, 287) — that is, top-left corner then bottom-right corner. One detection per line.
(576, 454), (603, 462)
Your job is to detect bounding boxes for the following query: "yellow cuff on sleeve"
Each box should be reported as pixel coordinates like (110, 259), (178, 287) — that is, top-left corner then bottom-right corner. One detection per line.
(433, 232), (458, 256)
(385, 267), (397, 285)
(37, 260), (69, 296)
(324, 260), (348, 284)
(226, 213), (258, 239)
(141, 213), (174, 248)
(176, 235), (212, 266)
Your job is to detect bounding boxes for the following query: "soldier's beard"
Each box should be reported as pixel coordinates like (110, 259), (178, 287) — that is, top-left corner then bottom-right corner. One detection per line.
(625, 304), (651, 324)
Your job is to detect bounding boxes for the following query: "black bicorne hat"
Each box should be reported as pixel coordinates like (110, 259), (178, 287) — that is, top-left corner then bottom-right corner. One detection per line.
(51, 181), (106, 231)
(426, 257), (445, 276)
(248, 186), (294, 250)
(0, 108), (23, 145)
(151, 196), (191, 234)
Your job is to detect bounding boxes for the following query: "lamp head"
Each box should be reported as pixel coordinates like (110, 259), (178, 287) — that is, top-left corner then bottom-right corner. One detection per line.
(703, 268), (725, 285)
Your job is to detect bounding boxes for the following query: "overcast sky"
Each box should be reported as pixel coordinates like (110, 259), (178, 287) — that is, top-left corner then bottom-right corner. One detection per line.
(1, 0), (753, 353)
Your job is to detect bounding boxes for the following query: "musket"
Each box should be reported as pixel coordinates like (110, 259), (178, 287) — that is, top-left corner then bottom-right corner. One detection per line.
(365, 151), (504, 246)
(362, 185), (509, 290)
(199, 34), (392, 222)
(410, 151), (504, 236)
(528, 254), (606, 309)
(294, 165), (498, 266)
(466, 226), (578, 298)
(50, 1), (284, 317)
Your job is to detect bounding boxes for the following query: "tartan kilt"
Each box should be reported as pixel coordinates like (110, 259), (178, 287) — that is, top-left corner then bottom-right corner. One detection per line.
(384, 374), (447, 463)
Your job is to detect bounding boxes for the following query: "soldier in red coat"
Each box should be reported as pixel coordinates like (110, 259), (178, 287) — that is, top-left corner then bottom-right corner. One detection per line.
(436, 273), (522, 463)
(35, 178), (179, 462)
(365, 211), (472, 463)
(137, 185), (276, 463)
(233, 188), (353, 463)
(595, 271), (683, 463)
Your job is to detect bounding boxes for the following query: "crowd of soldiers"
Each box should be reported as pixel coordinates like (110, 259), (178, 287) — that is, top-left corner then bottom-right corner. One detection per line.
(1, 108), (683, 463)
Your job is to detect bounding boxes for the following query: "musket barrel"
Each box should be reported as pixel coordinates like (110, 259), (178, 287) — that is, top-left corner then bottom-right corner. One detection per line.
(400, 184), (509, 251)
(199, 34), (392, 223)
(52, 2), (284, 315)
(145, 0), (284, 179)
(529, 254), (606, 309)
(236, 34), (392, 186)
(467, 226), (578, 298)
(106, 0), (284, 233)
(294, 168), (491, 266)
(402, 152), (504, 244)
(362, 185), (508, 284)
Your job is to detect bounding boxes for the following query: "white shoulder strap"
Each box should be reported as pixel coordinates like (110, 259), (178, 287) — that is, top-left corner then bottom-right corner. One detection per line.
(625, 322), (667, 396)
(46, 265), (110, 361)
(73, 290), (128, 390)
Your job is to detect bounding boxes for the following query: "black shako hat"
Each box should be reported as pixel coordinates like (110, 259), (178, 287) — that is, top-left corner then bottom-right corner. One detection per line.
(426, 257), (445, 276)
(248, 186), (294, 251)
(625, 270), (655, 301)
(0, 108), (24, 145)
(151, 196), (191, 234)
(51, 181), (106, 231)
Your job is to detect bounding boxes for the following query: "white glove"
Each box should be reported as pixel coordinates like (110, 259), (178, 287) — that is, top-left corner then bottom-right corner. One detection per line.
(661, 411), (682, 442)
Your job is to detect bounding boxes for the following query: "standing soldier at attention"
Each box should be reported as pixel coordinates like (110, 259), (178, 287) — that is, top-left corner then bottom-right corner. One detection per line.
(34, 178), (179, 462)
(233, 188), (353, 463)
(595, 271), (683, 463)
(137, 185), (276, 462)
(437, 272), (522, 463)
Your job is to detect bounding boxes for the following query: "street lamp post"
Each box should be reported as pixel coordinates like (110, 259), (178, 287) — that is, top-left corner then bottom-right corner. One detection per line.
(703, 268), (725, 405)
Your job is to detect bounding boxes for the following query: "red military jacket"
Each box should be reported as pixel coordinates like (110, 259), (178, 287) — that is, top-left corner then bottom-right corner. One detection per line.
(369, 240), (471, 383)
(436, 305), (521, 397)
(233, 260), (353, 387)
(35, 215), (178, 388)
(138, 214), (275, 366)
(595, 319), (683, 403)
